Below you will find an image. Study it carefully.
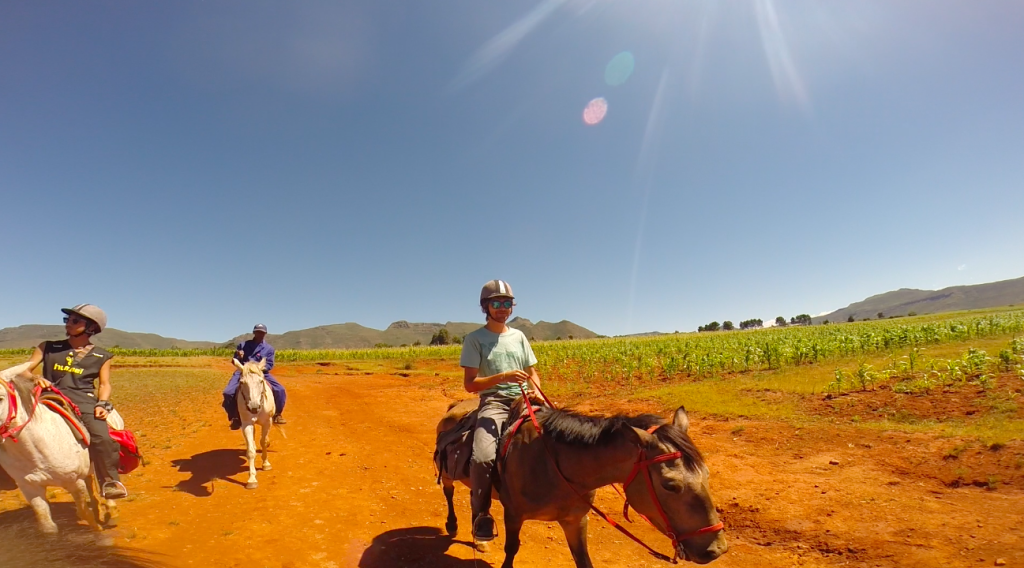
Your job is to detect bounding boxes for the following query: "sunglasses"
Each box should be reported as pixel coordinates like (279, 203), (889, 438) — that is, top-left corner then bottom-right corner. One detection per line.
(489, 300), (514, 309)
(63, 315), (87, 325)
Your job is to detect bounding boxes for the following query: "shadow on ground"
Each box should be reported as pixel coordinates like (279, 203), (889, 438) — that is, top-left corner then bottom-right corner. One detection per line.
(0, 503), (166, 567)
(358, 526), (493, 568)
(169, 448), (251, 496)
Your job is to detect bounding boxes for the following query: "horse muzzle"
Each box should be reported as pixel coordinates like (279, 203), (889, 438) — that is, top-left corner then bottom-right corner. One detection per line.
(678, 535), (728, 564)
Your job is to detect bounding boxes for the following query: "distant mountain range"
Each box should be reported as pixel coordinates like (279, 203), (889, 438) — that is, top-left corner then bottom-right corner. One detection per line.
(0, 318), (598, 350)
(813, 275), (1024, 323)
(3, 276), (1021, 350)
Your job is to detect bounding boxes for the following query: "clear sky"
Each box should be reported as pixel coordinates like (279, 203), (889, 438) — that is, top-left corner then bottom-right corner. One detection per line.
(2, 1), (1022, 341)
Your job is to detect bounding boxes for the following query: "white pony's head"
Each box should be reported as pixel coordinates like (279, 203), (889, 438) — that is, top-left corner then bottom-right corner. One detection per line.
(0, 362), (34, 435)
(233, 359), (268, 414)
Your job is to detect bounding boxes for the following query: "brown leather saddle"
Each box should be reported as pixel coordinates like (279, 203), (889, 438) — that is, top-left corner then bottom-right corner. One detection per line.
(12, 379), (90, 446)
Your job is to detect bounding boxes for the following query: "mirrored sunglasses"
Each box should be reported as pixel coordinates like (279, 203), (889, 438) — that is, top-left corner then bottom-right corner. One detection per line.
(489, 300), (514, 309)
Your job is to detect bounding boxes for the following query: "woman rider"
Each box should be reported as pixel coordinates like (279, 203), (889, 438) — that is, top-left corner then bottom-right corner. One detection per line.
(460, 280), (540, 542)
(23, 304), (127, 500)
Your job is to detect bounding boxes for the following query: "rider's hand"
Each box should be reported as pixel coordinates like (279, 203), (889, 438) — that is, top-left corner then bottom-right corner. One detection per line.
(502, 369), (528, 383)
(33, 376), (52, 389)
(236, 350), (244, 359)
(94, 407), (109, 420)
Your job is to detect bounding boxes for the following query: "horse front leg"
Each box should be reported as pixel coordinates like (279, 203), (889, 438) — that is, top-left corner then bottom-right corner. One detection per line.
(259, 422), (272, 472)
(20, 483), (58, 534)
(558, 515), (594, 568)
(442, 477), (458, 536)
(500, 513), (524, 568)
(242, 422), (258, 489)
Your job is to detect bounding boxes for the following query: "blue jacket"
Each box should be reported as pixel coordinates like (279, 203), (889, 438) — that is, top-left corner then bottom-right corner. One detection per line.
(236, 340), (275, 373)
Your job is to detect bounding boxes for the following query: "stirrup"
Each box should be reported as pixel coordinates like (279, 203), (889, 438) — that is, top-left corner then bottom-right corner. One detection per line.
(102, 481), (128, 500)
(472, 513), (497, 542)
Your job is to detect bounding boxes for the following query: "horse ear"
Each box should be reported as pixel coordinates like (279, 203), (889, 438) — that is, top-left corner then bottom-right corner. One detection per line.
(1, 361), (34, 382)
(672, 406), (690, 433)
(257, 359), (267, 371)
(623, 425), (655, 447)
(233, 359), (244, 370)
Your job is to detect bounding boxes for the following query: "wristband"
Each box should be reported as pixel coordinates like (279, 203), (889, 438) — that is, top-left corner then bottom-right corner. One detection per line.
(95, 400), (114, 412)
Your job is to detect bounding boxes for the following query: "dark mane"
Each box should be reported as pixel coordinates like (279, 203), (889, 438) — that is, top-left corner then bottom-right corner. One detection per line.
(534, 407), (705, 472)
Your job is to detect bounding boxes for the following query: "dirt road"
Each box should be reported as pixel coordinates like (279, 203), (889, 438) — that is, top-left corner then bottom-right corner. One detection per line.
(2, 362), (1021, 567)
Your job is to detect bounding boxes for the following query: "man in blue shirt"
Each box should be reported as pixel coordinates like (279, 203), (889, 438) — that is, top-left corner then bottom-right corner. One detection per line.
(222, 324), (287, 429)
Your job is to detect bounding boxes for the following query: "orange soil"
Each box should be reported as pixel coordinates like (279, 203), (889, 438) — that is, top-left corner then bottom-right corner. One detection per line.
(2, 362), (1022, 568)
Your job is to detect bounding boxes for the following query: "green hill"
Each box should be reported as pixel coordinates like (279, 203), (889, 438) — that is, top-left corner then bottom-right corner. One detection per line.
(222, 318), (598, 349)
(0, 325), (219, 350)
(814, 275), (1024, 323)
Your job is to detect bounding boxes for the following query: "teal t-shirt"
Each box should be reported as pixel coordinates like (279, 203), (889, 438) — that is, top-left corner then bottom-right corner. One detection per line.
(459, 326), (538, 397)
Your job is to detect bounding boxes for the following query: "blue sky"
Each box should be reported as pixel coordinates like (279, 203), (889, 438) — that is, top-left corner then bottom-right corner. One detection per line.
(2, 1), (1022, 341)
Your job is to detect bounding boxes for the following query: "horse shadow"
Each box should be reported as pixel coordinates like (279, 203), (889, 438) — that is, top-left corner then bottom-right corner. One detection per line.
(358, 526), (492, 568)
(169, 448), (251, 496)
(0, 504), (167, 567)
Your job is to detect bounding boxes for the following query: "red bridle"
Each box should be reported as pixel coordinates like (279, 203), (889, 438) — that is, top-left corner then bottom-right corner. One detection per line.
(620, 437), (725, 557)
(517, 383), (724, 563)
(0, 380), (42, 442)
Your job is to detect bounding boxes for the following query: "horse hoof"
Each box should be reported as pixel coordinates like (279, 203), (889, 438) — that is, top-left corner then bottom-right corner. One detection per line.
(445, 522), (458, 537)
(246, 482), (258, 490)
(103, 514), (119, 529)
(262, 463), (273, 471)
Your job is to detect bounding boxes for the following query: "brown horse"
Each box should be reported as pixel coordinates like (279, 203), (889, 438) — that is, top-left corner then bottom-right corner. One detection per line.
(435, 400), (727, 567)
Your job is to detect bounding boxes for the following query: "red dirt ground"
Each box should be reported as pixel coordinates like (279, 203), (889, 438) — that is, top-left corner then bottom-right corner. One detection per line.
(2, 361), (1022, 568)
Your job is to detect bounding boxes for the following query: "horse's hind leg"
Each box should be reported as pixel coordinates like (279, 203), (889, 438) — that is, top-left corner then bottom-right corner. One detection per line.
(20, 483), (58, 534)
(70, 479), (100, 530)
(442, 477), (457, 536)
(500, 513), (524, 568)
(558, 515), (594, 568)
(85, 472), (117, 528)
(259, 423), (272, 472)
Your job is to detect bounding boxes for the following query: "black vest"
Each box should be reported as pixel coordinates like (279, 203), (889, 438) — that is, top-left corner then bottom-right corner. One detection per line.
(41, 340), (114, 393)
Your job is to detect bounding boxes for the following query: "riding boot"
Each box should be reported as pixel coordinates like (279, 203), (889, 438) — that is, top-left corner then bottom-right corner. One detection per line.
(469, 460), (497, 541)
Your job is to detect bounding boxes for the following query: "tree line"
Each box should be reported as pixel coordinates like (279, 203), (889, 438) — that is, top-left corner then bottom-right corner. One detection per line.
(697, 314), (813, 332)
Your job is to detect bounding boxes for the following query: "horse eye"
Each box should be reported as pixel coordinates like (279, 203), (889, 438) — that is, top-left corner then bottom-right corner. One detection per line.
(661, 479), (683, 493)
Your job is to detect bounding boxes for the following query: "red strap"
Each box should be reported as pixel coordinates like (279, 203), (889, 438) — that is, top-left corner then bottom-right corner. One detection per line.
(0, 384), (43, 442)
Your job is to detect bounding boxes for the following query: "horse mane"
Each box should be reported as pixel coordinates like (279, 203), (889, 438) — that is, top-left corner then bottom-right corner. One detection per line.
(534, 407), (705, 473)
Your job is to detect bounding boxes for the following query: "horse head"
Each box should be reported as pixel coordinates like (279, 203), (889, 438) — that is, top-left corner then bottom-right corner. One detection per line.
(622, 406), (727, 564)
(233, 359), (268, 414)
(0, 362), (35, 442)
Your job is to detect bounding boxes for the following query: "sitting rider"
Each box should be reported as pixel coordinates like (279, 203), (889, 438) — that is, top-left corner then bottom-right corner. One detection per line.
(24, 304), (127, 500)
(222, 324), (287, 429)
(460, 280), (540, 542)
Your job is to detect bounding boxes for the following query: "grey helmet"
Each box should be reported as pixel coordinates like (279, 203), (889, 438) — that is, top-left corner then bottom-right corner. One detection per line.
(61, 304), (108, 334)
(480, 280), (514, 302)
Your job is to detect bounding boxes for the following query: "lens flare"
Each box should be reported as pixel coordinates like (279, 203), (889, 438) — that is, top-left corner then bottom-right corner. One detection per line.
(583, 97), (608, 125)
(605, 51), (635, 86)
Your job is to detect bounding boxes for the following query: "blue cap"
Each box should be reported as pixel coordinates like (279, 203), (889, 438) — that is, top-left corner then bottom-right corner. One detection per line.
(253, 324), (268, 333)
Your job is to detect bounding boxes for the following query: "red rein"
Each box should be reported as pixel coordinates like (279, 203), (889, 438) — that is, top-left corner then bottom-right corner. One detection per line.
(516, 383), (724, 563)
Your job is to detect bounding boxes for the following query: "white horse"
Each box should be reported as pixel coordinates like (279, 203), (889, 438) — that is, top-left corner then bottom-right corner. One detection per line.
(0, 362), (115, 533)
(234, 359), (275, 489)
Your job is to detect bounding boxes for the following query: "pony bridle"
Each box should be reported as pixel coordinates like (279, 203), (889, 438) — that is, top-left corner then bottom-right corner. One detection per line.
(621, 438), (725, 560)
(239, 374), (267, 411)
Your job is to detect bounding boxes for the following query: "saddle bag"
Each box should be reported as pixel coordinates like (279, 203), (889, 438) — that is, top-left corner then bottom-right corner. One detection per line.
(107, 409), (143, 474)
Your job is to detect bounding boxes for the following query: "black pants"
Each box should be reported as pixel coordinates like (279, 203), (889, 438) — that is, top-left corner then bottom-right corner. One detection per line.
(63, 389), (121, 485)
